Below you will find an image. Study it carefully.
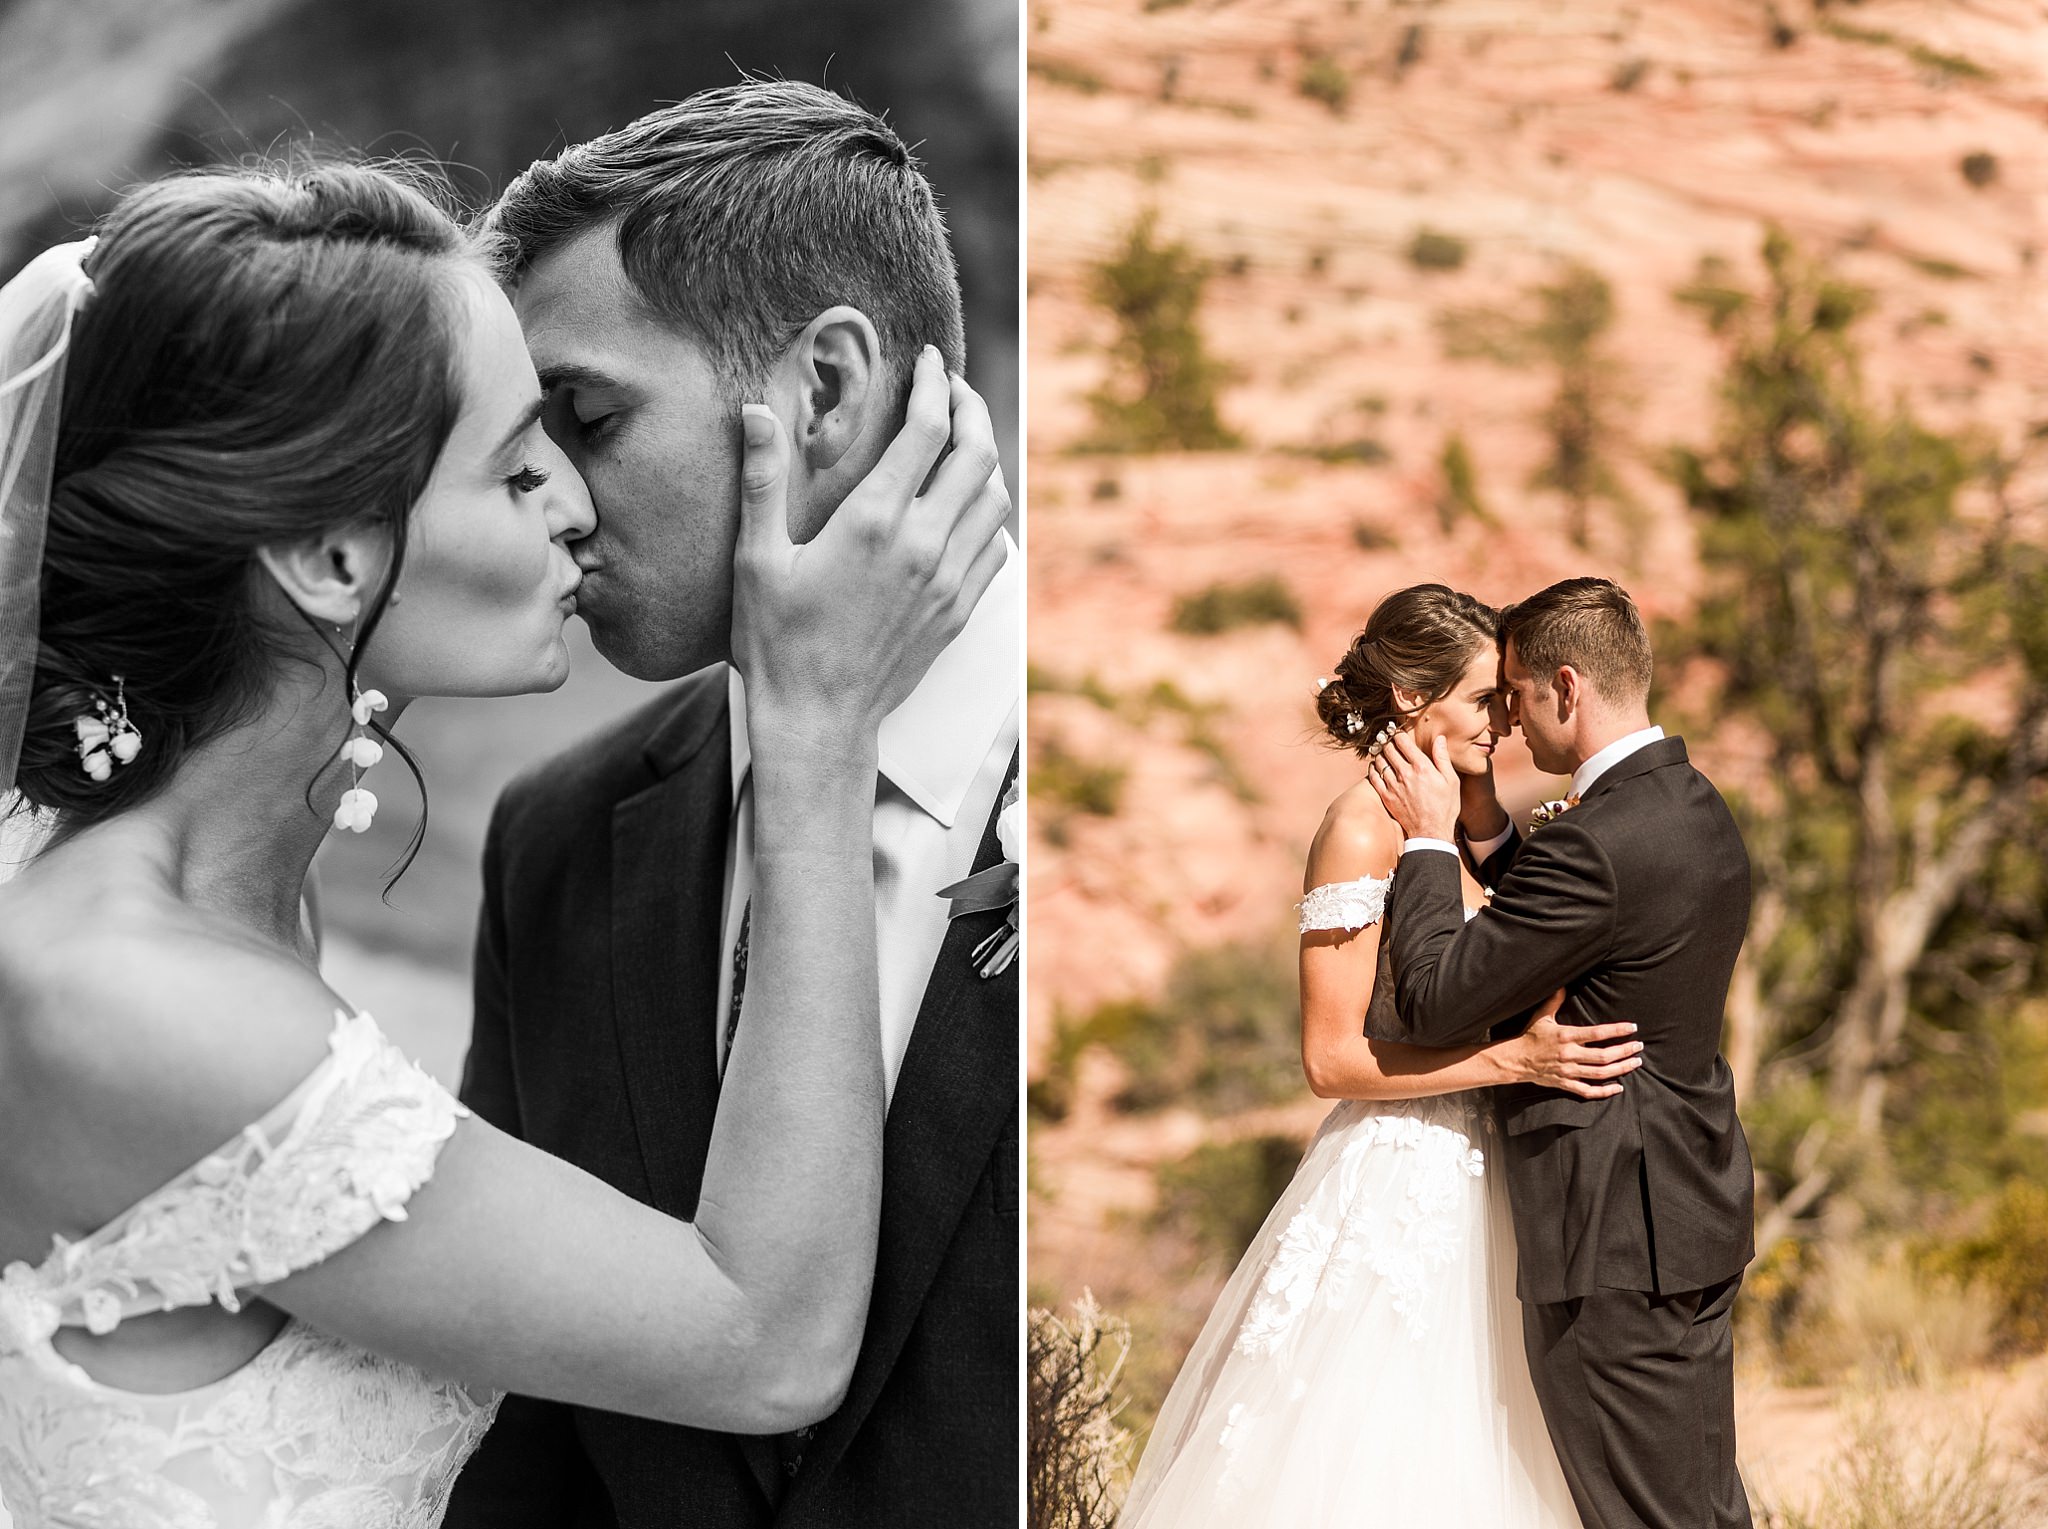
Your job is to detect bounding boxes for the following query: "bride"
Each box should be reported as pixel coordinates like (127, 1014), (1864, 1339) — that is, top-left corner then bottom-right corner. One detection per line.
(1116, 584), (1643, 1528)
(0, 160), (1007, 1526)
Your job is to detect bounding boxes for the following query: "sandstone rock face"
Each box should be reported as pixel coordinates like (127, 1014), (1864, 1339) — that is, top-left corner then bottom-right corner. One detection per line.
(1027, 0), (2045, 1066)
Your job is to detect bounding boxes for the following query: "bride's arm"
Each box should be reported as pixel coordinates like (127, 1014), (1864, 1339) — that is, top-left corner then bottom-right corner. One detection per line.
(1297, 794), (1640, 1102)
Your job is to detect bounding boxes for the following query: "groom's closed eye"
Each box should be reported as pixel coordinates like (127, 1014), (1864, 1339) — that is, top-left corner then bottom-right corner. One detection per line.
(539, 364), (631, 454)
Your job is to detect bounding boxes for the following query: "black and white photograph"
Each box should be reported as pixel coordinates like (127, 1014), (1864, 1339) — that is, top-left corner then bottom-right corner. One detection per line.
(0, 2), (1019, 1526)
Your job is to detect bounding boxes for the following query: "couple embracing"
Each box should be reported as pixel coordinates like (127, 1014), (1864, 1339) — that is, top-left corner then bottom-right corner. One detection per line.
(0, 83), (1015, 1527)
(1120, 579), (1756, 1529)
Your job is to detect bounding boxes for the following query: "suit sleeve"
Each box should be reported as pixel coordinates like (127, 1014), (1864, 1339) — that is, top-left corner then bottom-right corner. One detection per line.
(1467, 823), (1521, 891)
(457, 791), (521, 1132)
(447, 792), (609, 1529)
(1388, 819), (1617, 1047)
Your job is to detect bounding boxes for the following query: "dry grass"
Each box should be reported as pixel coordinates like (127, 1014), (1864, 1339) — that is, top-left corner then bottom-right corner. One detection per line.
(1754, 1399), (2045, 1529)
(1782, 1248), (1999, 1385)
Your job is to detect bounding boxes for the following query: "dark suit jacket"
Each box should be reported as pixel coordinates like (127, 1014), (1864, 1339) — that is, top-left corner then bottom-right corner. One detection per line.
(1387, 735), (1755, 1304)
(447, 667), (1019, 1528)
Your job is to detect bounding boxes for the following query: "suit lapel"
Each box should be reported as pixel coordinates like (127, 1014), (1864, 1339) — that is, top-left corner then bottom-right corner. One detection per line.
(784, 751), (1019, 1508)
(609, 679), (731, 1220)
(1580, 734), (1688, 803)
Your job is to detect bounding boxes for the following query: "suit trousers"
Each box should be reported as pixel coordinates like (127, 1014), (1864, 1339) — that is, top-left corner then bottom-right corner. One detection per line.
(1523, 1275), (1750, 1529)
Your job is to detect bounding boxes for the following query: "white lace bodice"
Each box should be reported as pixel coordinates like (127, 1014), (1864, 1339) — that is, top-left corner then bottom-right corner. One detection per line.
(1296, 873), (1393, 933)
(0, 1011), (500, 1529)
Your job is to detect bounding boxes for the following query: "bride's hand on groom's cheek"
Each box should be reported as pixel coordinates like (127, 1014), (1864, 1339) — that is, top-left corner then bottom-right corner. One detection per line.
(1369, 731), (1461, 841)
(730, 347), (1010, 743)
(1509, 991), (1643, 1099)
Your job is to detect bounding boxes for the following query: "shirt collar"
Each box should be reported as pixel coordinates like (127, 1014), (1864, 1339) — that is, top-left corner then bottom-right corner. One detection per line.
(1571, 724), (1665, 800)
(728, 529), (1020, 828)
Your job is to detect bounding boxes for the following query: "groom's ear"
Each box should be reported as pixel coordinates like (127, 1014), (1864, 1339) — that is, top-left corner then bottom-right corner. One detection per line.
(255, 525), (391, 630)
(786, 306), (884, 473)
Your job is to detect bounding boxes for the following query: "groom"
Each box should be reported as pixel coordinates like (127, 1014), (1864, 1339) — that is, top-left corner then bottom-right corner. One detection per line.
(1372, 577), (1754, 1529)
(448, 83), (1019, 1528)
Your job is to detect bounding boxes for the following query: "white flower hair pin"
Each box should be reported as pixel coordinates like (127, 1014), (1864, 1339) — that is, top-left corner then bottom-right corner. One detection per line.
(74, 676), (142, 782)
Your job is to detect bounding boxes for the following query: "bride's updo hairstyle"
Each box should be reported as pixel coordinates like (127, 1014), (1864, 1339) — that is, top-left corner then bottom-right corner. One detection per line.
(1316, 583), (1501, 757)
(10, 159), (484, 835)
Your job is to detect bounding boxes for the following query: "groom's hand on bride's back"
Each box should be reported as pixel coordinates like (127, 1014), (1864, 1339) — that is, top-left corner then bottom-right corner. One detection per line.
(730, 345), (1011, 743)
(1505, 989), (1643, 1099)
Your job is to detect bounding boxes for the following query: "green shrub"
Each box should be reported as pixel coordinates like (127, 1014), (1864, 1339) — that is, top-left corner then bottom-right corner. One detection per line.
(1154, 1135), (1303, 1264)
(1031, 738), (1126, 818)
(1918, 1180), (2048, 1353)
(1960, 151), (1999, 188)
(1288, 437), (1391, 466)
(1611, 56), (1651, 91)
(1297, 52), (1349, 114)
(1088, 939), (1304, 1114)
(1030, 57), (1106, 94)
(1407, 228), (1468, 272)
(1083, 212), (1238, 452)
(1169, 575), (1303, 634)
(1435, 430), (1496, 530)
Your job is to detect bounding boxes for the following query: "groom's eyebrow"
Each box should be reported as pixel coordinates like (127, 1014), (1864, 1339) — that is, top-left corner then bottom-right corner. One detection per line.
(536, 362), (625, 395)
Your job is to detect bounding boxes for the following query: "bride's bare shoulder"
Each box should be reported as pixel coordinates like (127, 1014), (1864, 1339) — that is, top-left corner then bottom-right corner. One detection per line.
(0, 866), (342, 1203)
(1304, 778), (1401, 888)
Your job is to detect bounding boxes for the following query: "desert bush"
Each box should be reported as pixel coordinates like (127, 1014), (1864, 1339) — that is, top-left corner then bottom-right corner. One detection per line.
(1611, 56), (1651, 92)
(1028, 1294), (1133, 1529)
(1031, 57), (1107, 95)
(1781, 1247), (1997, 1384)
(1435, 431), (1496, 531)
(1756, 1404), (2019, 1529)
(1961, 151), (1999, 188)
(1917, 1180), (2048, 1353)
(1407, 228), (1468, 272)
(1169, 575), (1303, 634)
(1031, 737), (1126, 837)
(1154, 1134), (1304, 1264)
(1287, 437), (1391, 466)
(1297, 52), (1349, 114)
(1083, 212), (1238, 452)
(1050, 939), (1303, 1116)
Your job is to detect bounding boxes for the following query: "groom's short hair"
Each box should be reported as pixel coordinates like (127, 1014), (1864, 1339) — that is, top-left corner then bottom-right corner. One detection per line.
(484, 80), (965, 394)
(1501, 577), (1653, 704)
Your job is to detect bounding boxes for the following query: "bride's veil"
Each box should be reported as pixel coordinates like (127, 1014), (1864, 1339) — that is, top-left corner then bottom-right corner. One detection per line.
(0, 236), (97, 877)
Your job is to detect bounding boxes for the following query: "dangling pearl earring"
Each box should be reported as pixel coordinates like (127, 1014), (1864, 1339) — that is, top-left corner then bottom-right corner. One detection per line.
(333, 619), (387, 833)
(335, 681), (387, 833)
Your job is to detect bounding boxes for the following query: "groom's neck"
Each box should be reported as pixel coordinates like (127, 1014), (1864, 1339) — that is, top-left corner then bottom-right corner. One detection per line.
(1565, 706), (1654, 775)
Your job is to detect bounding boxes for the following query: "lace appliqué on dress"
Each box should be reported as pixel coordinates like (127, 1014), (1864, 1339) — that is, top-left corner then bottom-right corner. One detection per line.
(2, 1011), (463, 1343)
(0, 1011), (499, 1529)
(1232, 1102), (1485, 1359)
(1296, 873), (1393, 933)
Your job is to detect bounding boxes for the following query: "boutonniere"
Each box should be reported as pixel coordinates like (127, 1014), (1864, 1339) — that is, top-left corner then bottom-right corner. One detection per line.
(937, 779), (1020, 978)
(1529, 793), (1581, 828)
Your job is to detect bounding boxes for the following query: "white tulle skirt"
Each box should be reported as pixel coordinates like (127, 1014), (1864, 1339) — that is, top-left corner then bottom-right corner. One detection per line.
(1118, 1094), (1581, 1528)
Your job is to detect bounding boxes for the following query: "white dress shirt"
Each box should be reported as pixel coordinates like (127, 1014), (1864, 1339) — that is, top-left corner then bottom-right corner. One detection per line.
(716, 531), (1021, 1101)
(1404, 725), (1666, 862)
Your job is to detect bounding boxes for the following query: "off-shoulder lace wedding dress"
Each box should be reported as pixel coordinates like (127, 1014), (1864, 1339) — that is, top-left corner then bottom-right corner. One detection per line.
(0, 1010), (501, 1529)
(1115, 874), (1580, 1528)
